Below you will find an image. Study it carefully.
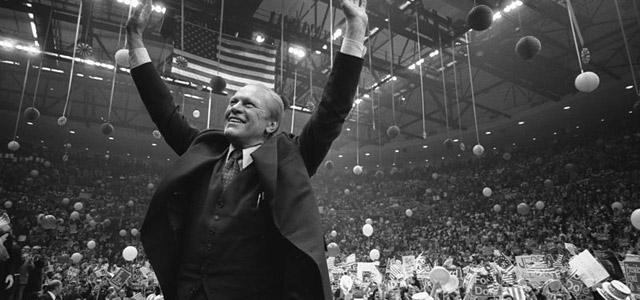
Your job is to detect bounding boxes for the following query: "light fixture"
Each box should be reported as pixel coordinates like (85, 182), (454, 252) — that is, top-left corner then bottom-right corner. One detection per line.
(69, 130), (76, 134)
(518, 121), (525, 125)
(626, 85), (634, 90)
(485, 131), (491, 135)
(564, 106), (571, 110)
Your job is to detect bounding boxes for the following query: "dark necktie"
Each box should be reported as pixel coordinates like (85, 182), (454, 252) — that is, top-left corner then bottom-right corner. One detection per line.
(222, 149), (242, 191)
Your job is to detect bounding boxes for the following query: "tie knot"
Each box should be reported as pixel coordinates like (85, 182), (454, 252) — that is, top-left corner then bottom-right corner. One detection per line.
(229, 148), (242, 162)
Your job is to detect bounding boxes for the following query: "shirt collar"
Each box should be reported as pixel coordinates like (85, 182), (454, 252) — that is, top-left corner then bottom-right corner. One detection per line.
(228, 144), (261, 170)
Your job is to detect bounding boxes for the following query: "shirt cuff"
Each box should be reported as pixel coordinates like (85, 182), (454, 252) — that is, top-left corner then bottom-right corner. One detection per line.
(340, 38), (366, 58)
(129, 48), (152, 69)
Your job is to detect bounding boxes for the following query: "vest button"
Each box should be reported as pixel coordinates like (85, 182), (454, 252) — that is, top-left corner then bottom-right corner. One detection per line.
(213, 215), (220, 221)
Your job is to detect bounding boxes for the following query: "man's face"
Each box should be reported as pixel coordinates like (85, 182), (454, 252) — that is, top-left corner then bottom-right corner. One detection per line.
(223, 85), (277, 148)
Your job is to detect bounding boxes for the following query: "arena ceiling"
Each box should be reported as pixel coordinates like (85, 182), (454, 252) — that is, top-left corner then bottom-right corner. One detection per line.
(0, 0), (638, 171)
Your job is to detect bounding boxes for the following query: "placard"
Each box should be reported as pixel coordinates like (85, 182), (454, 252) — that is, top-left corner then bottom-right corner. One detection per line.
(569, 250), (609, 287)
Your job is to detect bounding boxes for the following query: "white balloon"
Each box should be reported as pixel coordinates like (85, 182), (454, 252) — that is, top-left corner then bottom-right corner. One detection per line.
(353, 165), (363, 175)
(405, 209), (413, 217)
(473, 144), (485, 157)
(365, 218), (372, 225)
(115, 49), (130, 67)
(369, 249), (380, 260)
(575, 71), (600, 92)
(122, 246), (138, 261)
(362, 224), (373, 237)
(482, 187), (492, 197)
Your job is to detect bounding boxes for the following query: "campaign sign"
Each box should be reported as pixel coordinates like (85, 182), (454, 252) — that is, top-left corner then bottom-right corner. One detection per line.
(109, 268), (132, 290)
(515, 255), (546, 269)
(471, 274), (496, 297)
(623, 261), (640, 293)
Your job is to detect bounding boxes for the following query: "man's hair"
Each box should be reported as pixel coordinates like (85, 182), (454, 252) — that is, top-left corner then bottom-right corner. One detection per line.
(243, 84), (287, 136)
(44, 280), (62, 292)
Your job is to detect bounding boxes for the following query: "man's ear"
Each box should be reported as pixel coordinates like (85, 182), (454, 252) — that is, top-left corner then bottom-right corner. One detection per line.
(266, 120), (278, 133)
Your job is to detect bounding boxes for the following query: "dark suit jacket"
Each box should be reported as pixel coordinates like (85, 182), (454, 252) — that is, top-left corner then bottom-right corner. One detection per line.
(131, 52), (363, 300)
(37, 292), (55, 300)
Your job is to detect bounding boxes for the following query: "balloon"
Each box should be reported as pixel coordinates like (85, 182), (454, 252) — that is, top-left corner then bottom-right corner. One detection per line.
(119, 229), (127, 237)
(432, 173), (439, 180)
(87, 240), (96, 249)
(369, 249), (380, 261)
(517, 203), (530, 215)
(30, 169), (39, 177)
(473, 144), (485, 157)
(565, 163), (575, 171)
(611, 202), (623, 210)
(100, 122), (114, 136)
(362, 224), (373, 237)
(62, 154), (69, 162)
(152, 129), (162, 139)
(575, 71), (600, 92)
(482, 187), (492, 197)
(535, 201), (545, 210)
(131, 228), (139, 236)
(515, 36), (542, 60)
(122, 246), (138, 261)
(4, 201), (12, 209)
(442, 277), (460, 293)
(70, 211), (79, 220)
(44, 161), (51, 167)
(325, 160), (334, 170)
(192, 109), (200, 118)
(327, 242), (340, 257)
(344, 189), (350, 195)
(467, 5), (493, 31)
(8, 140), (20, 151)
(493, 204), (502, 212)
(503, 153), (512, 160)
(460, 142), (466, 151)
(631, 209), (640, 230)
(386, 125), (400, 139)
(70, 252), (83, 263)
(405, 209), (413, 217)
(365, 218), (373, 225)
(57, 116), (67, 126)
(210, 75), (227, 93)
(128, 200), (134, 207)
(24, 107), (41, 122)
(443, 138), (454, 150)
(74, 202), (83, 211)
(544, 179), (553, 189)
(37, 213), (44, 224)
(353, 165), (363, 175)
(62, 197), (70, 205)
(340, 275), (354, 293)
(430, 266), (451, 284)
(103, 218), (111, 226)
(390, 167), (398, 175)
(89, 220), (97, 227)
(330, 230), (337, 237)
(115, 49), (130, 67)
(374, 170), (384, 178)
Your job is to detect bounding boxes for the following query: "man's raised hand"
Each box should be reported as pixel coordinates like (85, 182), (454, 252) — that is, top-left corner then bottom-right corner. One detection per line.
(126, 0), (153, 49)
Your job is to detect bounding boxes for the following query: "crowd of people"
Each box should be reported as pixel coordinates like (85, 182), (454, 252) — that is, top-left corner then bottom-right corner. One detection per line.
(0, 120), (638, 300)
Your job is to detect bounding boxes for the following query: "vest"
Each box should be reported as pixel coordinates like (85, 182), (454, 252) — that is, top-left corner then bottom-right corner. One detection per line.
(177, 156), (285, 300)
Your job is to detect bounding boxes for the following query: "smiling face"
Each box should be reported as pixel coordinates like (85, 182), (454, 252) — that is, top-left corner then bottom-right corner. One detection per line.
(223, 85), (281, 148)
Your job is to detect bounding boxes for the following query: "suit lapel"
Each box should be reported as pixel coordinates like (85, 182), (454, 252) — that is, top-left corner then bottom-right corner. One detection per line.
(250, 137), (278, 202)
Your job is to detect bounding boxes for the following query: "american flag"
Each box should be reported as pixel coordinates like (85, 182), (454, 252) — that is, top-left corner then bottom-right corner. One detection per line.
(345, 253), (356, 265)
(503, 287), (527, 300)
(172, 22), (277, 94)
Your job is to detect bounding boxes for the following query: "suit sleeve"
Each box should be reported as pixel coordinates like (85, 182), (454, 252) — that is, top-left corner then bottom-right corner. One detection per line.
(296, 52), (364, 176)
(130, 63), (199, 156)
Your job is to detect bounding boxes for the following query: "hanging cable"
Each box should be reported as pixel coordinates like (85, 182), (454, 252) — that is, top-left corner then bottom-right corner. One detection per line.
(366, 22), (375, 131)
(13, 58), (32, 140)
(291, 68), (297, 133)
(107, 13), (127, 123)
(61, 0), (83, 119)
(30, 8), (54, 108)
(216, 0), (225, 74)
(280, 0), (285, 94)
(465, 32), (481, 146)
(356, 96), (360, 166)
(415, 13), (426, 140)
(614, 0), (639, 97)
(566, 0), (584, 73)
(207, 89), (212, 129)
(329, 0), (334, 69)
(438, 31), (450, 138)
(452, 41), (464, 144)
(387, 9), (397, 126)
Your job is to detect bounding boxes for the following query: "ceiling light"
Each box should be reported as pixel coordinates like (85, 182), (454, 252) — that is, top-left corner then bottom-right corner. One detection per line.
(338, 154), (343, 158)
(108, 137), (114, 140)
(626, 85), (634, 90)
(518, 121), (525, 125)
(485, 131), (491, 135)
(365, 153), (370, 156)
(422, 145), (428, 148)
(69, 130), (75, 134)
(151, 143), (157, 146)
(395, 149), (400, 153)
(564, 106), (570, 110)
(27, 122), (33, 125)
(254, 33), (265, 43)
